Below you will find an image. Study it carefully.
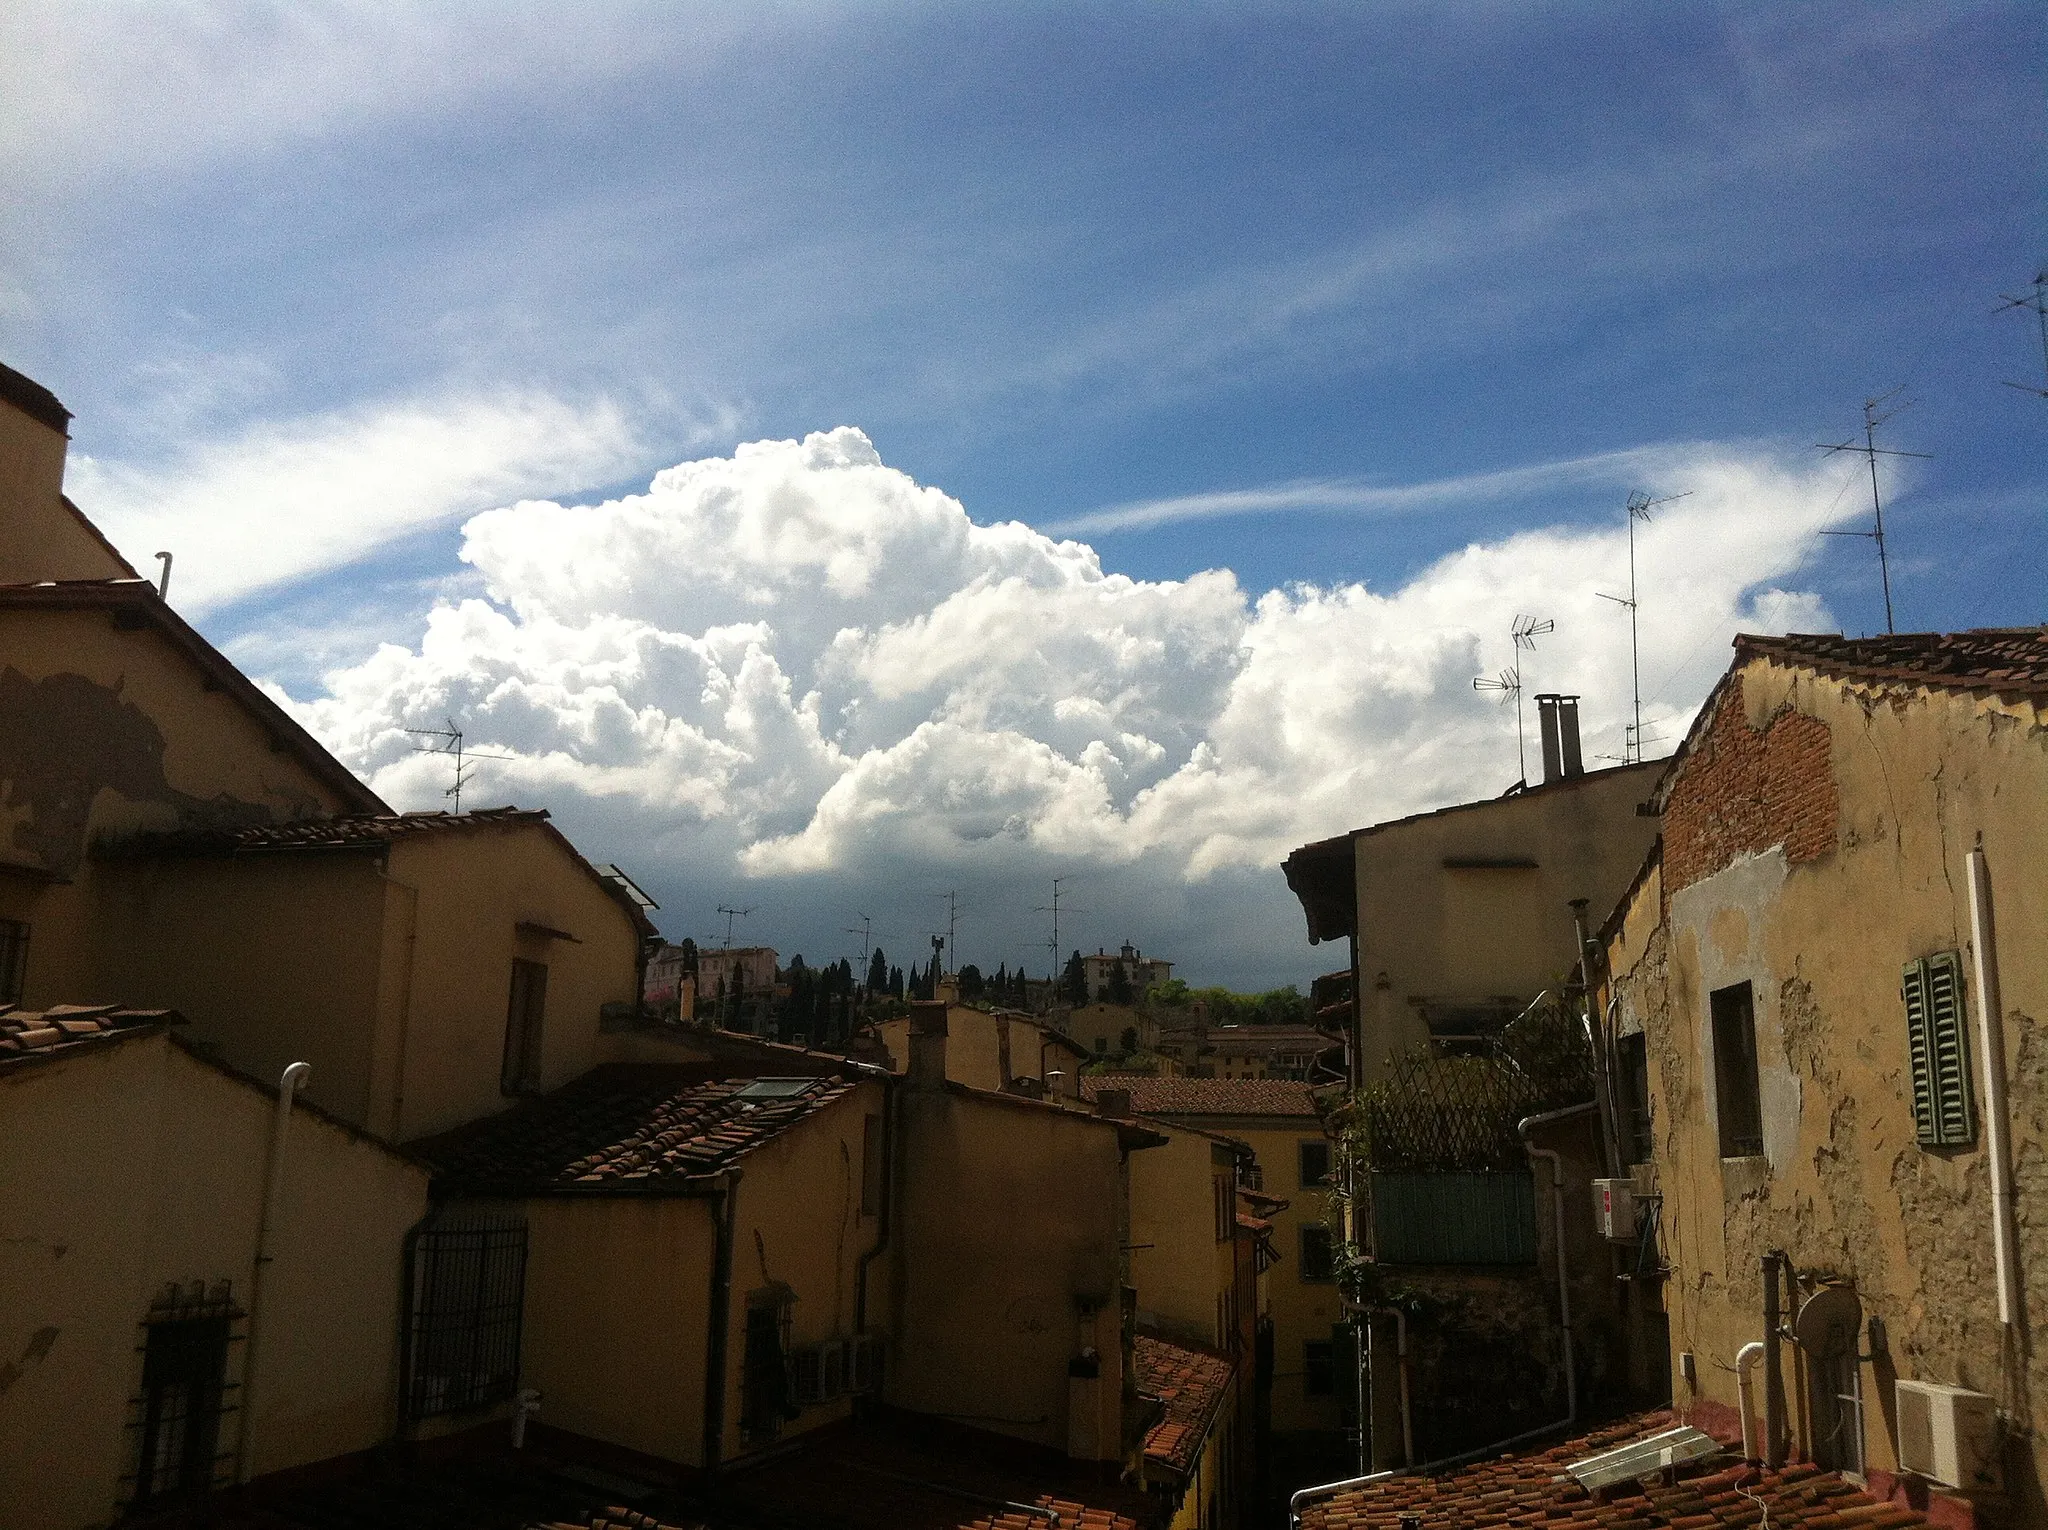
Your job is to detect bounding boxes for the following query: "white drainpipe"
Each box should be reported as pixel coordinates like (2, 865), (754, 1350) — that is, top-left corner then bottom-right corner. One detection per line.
(237, 1061), (311, 1485)
(1734, 1341), (1766, 1461)
(1519, 1103), (1593, 1427)
(1967, 846), (2022, 1332)
(511, 1387), (543, 1449)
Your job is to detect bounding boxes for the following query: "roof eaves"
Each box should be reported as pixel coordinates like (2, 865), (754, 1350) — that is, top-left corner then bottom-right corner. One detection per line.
(0, 580), (387, 814)
(0, 359), (72, 434)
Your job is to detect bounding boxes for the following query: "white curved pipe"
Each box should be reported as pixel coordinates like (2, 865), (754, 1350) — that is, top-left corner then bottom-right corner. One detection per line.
(1735, 1341), (1765, 1462)
(511, 1387), (542, 1449)
(1967, 848), (2020, 1330)
(1519, 1104), (1593, 1427)
(237, 1061), (311, 1484)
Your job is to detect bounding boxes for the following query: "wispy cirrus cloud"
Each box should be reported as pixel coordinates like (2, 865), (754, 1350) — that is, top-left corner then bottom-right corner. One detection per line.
(69, 384), (741, 613)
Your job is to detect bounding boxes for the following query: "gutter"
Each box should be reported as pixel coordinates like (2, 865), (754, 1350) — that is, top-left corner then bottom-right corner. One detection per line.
(854, 1076), (897, 1334)
(701, 1168), (742, 1473)
(236, 1060), (312, 1485)
(1967, 845), (2022, 1334)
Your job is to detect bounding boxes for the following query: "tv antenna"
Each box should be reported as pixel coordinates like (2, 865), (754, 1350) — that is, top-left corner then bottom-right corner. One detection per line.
(931, 890), (964, 977)
(1035, 877), (1086, 982)
(405, 718), (515, 813)
(1473, 615), (1552, 783)
(844, 913), (872, 969)
(1817, 389), (1930, 634)
(1995, 269), (2048, 399)
(1597, 490), (1688, 762)
(716, 905), (754, 950)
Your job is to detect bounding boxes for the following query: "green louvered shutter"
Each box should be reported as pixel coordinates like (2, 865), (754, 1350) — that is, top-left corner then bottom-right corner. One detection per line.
(1902, 959), (1937, 1146)
(1925, 952), (1975, 1146)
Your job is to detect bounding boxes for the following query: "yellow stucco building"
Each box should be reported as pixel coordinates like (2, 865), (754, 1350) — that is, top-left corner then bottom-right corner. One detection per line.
(1603, 629), (2047, 1521)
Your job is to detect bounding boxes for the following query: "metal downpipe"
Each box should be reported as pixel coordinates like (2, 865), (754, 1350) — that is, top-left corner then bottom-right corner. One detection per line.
(236, 1060), (311, 1485)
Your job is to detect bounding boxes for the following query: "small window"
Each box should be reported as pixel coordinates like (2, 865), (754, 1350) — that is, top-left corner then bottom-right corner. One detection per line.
(741, 1293), (797, 1441)
(402, 1208), (527, 1420)
(1094, 1036), (1107, 1054)
(1304, 1340), (1335, 1396)
(1903, 953), (1975, 1147)
(1298, 1139), (1331, 1188)
(1710, 981), (1764, 1158)
(1617, 1032), (1653, 1166)
(501, 959), (548, 1095)
(131, 1287), (238, 1505)
(0, 919), (26, 1004)
(1299, 1225), (1335, 1283)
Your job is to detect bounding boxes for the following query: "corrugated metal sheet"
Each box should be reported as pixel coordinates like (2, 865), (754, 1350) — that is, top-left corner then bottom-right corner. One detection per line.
(1369, 1170), (1537, 1265)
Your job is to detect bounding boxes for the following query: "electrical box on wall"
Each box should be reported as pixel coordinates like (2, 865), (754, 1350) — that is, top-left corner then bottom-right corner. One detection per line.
(1592, 1178), (1638, 1240)
(1896, 1379), (2001, 1491)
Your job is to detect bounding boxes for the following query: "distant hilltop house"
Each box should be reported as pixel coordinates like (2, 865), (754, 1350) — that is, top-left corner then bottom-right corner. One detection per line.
(1081, 942), (1172, 1001)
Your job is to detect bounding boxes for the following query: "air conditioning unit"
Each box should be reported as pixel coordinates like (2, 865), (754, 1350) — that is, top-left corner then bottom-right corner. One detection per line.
(1896, 1379), (2001, 1491)
(1592, 1178), (1638, 1241)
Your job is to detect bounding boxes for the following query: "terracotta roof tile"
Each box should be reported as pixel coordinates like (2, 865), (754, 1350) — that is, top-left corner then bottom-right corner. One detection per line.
(1293, 1411), (1934, 1530)
(411, 1064), (860, 1191)
(1737, 626), (2048, 701)
(1085, 1075), (1321, 1118)
(1134, 1334), (1234, 1477)
(0, 1004), (181, 1071)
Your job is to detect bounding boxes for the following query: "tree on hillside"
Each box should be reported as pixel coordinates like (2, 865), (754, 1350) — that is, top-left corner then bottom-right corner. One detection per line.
(1061, 951), (1088, 1007)
(867, 947), (888, 995)
(1105, 961), (1134, 1006)
(958, 964), (984, 1001)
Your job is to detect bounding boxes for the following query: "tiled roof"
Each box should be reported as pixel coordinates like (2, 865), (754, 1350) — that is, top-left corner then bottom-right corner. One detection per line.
(117, 806), (659, 936)
(0, 358), (72, 431)
(1134, 1334), (1234, 1478)
(0, 578), (387, 814)
(411, 1064), (860, 1191)
(0, 1002), (180, 1071)
(709, 1409), (1148, 1530)
(1294, 1410), (1933, 1530)
(1738, 625), (2048, 700)
(1087, 1075), (1321, 1118)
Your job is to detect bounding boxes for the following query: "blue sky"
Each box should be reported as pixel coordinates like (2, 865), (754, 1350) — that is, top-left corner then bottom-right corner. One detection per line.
(3, 3), (2042, 987)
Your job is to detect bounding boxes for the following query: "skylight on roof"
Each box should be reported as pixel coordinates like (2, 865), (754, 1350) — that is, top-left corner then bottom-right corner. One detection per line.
(735, 1078), (821, 1101)
(1562, 1426), (1719, 1490)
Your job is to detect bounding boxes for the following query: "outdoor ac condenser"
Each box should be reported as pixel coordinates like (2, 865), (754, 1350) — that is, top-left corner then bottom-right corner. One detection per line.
(1591, 1178), (1637, 1241)
(1895, 1379), (2001, 1491)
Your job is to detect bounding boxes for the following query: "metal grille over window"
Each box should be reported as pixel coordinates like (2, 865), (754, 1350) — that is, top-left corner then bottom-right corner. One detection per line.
(1903, 952), (1976, 1147)
(0, 918), (28, 1004)
(401, 1206), (528, 1420)
(125, 1281), (242, 1507)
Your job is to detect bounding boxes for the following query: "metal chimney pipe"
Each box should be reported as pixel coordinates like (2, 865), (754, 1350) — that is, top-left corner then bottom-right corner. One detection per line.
(1536, 695), (1564, 784)
(1556, 696), (1584, 777)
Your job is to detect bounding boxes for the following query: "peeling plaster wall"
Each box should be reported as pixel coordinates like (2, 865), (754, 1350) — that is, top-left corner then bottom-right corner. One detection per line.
(1612, 657), (2048, 1511)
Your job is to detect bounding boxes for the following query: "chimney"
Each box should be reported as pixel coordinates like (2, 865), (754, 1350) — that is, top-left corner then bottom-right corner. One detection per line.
(907, 1000), (948, 1090)
(1094, 1087), (1131, 1120)
(1535, 694), (1584, 783)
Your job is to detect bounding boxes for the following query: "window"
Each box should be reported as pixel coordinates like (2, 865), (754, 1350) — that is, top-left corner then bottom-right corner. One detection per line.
(401, 1207), (527, 1420)
(130, 1285), (239, 1505)
(861, 1114), (884, 1215)
(1298, 1139), (1331, 1188)
(1903, 953), (1976, 1147)
(741, 1292), (796, 1441)
(1094, 1036), (1107, 1054)
(1709, 981), (1764, 1158)
(1303, 1339), (1335, 1396)
(0, 919), (26, 1004)
(1299, 1224), (1335, 1283)
(1617, 1032), (1654, 1167)
(501, 959), (548, 1095)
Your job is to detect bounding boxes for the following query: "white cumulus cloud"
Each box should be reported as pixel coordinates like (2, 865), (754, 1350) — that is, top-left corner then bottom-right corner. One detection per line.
(280, 428), (1860, 981)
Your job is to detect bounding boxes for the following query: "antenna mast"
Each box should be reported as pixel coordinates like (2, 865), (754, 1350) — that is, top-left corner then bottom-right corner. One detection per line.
(1035, 877), (1085, 983)
(1597, 491), (1687, 762)
(1995, 269), (2048, 399)
(844, 913), (872, 970)
(1817, 390), (1931, 635)
(932, 890), (963, 977)
(1472, 615), (1552, 783)
(405, 717), (514, 813)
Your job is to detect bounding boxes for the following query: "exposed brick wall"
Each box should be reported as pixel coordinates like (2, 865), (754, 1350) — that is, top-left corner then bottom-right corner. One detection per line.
(1664, 670), (1838, 896)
